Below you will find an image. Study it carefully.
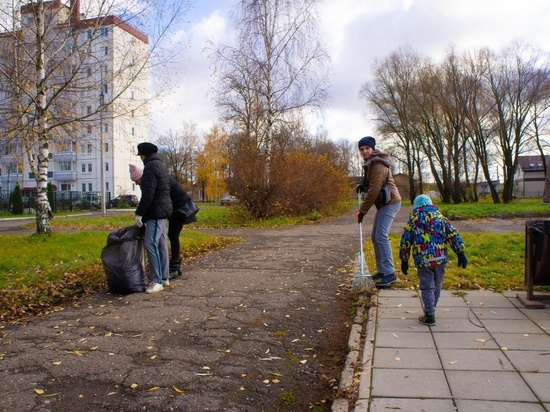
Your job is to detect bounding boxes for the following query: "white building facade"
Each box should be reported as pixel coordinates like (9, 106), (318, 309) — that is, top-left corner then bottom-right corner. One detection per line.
(0, 0), (149, 206)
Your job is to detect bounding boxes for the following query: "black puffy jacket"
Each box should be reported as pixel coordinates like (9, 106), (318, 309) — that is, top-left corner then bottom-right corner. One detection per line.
(169, 177), (192, 210)
(135, 154), (172, 221)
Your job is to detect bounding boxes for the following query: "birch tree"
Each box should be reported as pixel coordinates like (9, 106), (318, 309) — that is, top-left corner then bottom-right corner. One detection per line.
(212, 0), (330, 216)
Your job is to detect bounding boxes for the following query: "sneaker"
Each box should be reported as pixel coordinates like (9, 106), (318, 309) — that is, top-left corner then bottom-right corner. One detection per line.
(145, 282), (163, 294)
(375, 273), (397, 287)
(371, 273), (384, 280)
(162, 278), (170, 287)
(418, 315), (436, 326)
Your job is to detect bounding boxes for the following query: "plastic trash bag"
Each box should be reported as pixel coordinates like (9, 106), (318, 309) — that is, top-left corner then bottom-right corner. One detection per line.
(101, 225), (146, 294)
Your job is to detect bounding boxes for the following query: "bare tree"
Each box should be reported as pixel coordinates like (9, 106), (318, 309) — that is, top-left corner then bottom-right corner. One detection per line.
(0, 0), (189, 233)
(211, 0), (330, 215)
(360, 46), (425, 202)
(157, 121), (200, 186)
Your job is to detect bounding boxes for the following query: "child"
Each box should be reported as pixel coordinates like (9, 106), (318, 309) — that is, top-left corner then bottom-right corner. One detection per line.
(399, 195), (468, 326)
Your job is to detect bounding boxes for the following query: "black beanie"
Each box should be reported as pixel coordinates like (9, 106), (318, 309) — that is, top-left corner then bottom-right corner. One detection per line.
(358, 136), (376, 150)
(137, 142), (158, 156)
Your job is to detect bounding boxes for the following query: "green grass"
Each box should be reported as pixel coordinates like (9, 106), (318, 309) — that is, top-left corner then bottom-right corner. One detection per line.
(434, 198), (550, 220)
(1, 198), (548, 323)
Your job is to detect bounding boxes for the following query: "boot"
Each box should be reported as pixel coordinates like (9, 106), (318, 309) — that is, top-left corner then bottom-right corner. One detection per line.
(169, 257), (182, 279)
(418, 313), (436, 326)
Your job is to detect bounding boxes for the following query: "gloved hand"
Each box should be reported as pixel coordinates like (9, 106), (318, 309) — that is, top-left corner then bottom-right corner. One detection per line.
(457, 252), (468, 269)
(355, 184), (367, 194)
(356, 211), (365, 223)
(401, 260), (409, 276)
(135, 215), (143, 228)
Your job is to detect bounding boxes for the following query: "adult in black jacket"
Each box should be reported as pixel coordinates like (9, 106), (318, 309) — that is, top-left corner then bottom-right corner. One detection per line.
(167, 177), (196, 278)
(134, 142), (172, 294)
(129, 165), (197, 279)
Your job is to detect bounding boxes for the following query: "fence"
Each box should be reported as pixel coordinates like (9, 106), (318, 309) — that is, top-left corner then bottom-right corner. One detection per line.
(0, 190), (112, 214)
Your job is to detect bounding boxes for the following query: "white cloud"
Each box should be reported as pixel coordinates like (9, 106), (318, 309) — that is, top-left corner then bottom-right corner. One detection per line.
(151, 0), (550, 145)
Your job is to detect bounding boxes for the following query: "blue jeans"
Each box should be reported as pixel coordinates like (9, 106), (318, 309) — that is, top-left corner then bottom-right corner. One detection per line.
(144, 219), (169, 284)
(371, 202), (400, 276)
(418, 264), (446, 314)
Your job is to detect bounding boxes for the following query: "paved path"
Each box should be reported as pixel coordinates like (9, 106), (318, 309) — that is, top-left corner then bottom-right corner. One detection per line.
(341, 289), (550, 412)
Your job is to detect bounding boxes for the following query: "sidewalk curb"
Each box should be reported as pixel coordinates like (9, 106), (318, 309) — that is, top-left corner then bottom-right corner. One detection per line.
(332, 293), (377, 412)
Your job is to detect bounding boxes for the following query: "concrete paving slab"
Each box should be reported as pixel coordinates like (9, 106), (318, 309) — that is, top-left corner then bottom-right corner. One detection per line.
(472, 307), (531, 320)
(533, 319), (550, 331)
(446, 370), (539, 402)
(518, 308), (550, 320)
(371, 369), (451, 398)
(505, 350), (550, 372)
(432, 331), (500, 349)
(373, 347), (441, 369)
(377, 297), (423, 308)
(432, 317), (489, 332)
(492, 332), (550, 350)
(436, 296), (470, 307)
(377, 306), (422, 319)
(376, 318), (428, 331)
(479, 319), (546, 334)
(438, 348), (514, 371)
(432, 306), (472, 318)
(464, 295), (518, 308)
(374, 330), (435, 349)
(368, 398), (455, 411)
(520, 372), (550, 402)
(455, 399), (546, 412)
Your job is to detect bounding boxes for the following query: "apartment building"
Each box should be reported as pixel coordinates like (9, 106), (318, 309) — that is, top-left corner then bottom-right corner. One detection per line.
(0, 0), (149, 204)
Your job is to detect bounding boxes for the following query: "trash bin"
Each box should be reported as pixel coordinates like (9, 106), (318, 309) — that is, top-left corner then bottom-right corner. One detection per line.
(517, 220), (550, 308)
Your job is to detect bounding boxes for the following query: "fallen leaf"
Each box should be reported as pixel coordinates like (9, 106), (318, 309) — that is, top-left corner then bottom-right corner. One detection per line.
(34, 389), (45, 395)
(107, 392), (116, 396)
(272, 379), (280, 384)
(69, 350), (86, 356)
(523, 334), (529, 337)
(149, 386), (160, 391)
(397, 304), (402, 307)
(130, 383), (138, 389)
(262, 379), (270, 384)
(202, 366), (211, 370)
(299, 360), (307, 364)
(150, 355), (157, 360)
(173, 386), (183, 393)
(501, 347), (508, 351)
(448, 361), (457, 365)
(271, 372), (284, 377)
(394, 357), (401, 361)
(393, 333), (399, 338)
(52, 361), (62, 365)
(474, 339), (486, 343)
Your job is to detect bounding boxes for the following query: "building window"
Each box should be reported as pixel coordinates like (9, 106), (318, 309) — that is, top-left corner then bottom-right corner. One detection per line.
(103, 84), (108, 94)
(106, 182), (109, 191)
(87, 67), (92, 77)
(59, 161), (72, 171)
(88, 183), (93, 192)
(61, 184), (70, 191)
(87, 144), (92, 153)
(130, 90), (134, 99)
(131, 127), (135, 136)
(82, 183), (86, 192)
(105, 162), (109, 172)
(81, 164), (86, 173)
(88, 164), (92, 172)
(87, 125), (92, 134)
(104, 142), (109, 152)
(87, 30), (92, 39)
(104, 46), (109, 56)
(101, 27), (108, 36)
(86, 105), (91, 115)
(104, 124), (109, 132)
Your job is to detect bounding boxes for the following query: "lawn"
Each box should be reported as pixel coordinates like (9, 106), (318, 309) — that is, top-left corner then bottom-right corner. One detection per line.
(1, 198), (548, 323)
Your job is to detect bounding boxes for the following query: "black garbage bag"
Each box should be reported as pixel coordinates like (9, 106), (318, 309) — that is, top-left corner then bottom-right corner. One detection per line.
(101, 225), (146, 294)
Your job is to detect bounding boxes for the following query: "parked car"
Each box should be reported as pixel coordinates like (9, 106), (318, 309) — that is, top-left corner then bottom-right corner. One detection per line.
(110, 194), (138, 208)
(220, 195), (238, 206)
(75, 192), (102, 208)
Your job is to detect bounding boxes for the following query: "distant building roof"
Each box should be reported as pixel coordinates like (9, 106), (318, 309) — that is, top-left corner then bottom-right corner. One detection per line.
(518, 155), (550, 172)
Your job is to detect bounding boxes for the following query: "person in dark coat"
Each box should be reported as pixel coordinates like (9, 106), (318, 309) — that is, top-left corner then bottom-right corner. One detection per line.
(133, 142), (172, 293)
(130, 164), (196, 279)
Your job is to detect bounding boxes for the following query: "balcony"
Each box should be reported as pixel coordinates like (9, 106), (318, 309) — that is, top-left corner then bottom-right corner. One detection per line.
(55, 171), (78, 181)
(53, 152), (77, 162)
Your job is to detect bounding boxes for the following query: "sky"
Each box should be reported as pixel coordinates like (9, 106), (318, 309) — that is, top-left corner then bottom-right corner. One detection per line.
(149, 0), (550, 145)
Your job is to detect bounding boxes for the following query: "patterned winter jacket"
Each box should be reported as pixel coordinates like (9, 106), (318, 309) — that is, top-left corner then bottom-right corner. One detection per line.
(399, 204), (465, 268)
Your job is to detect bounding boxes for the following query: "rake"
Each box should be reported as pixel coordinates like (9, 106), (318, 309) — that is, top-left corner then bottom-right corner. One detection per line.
(352, 192), (374, 291)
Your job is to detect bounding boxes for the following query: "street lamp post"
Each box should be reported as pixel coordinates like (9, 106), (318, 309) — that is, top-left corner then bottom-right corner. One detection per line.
(88, 52), (107, 216)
